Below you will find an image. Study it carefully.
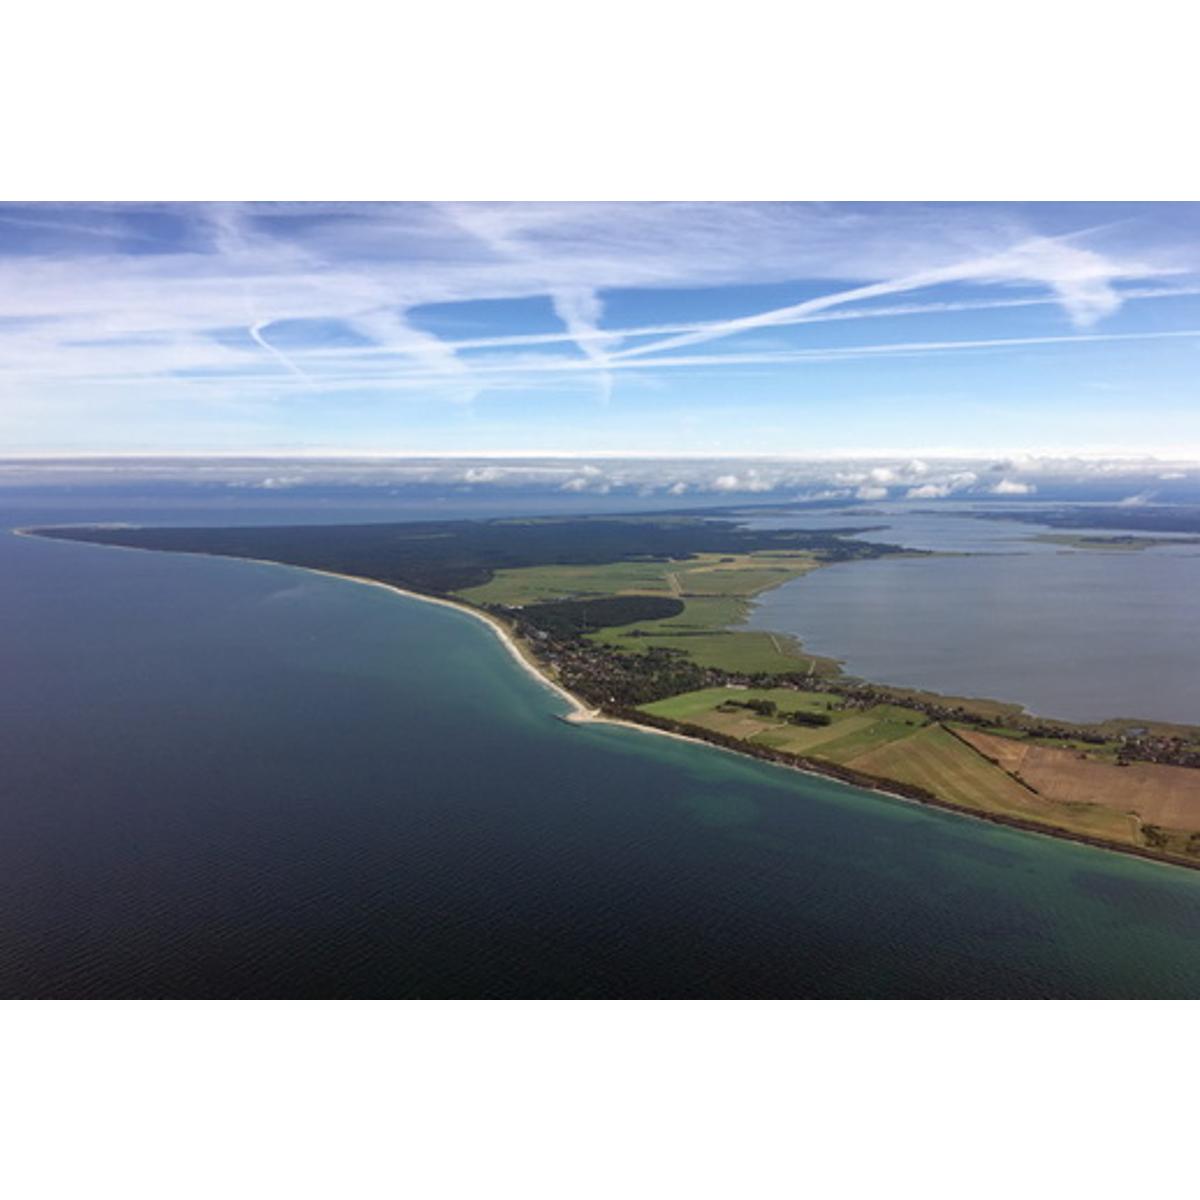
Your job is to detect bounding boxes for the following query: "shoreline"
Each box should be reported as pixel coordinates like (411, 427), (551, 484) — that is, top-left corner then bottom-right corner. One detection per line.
(15, 527), (1200, 874)
(298, 566), (599, 721)
(240, 560), (1200, 876)
(289, 567), (969, 810)
(14, 528), (594, 717)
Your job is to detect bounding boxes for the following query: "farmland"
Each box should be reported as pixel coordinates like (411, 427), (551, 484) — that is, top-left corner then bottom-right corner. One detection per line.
(959, 728), (1200, 841)
(457, 559), (680, 605)
(640, 687), (1146, 847)
(462, 550), (835, 674)
(644, 689), (925, 759)
(450, 537), (1200, 859)
(591, 554), (836, 676)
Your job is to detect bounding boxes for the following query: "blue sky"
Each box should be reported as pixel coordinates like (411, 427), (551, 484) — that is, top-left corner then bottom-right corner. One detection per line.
(1, 202), (1198, 459)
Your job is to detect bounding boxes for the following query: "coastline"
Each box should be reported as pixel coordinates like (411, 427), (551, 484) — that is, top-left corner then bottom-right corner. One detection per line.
(262, 563), (1200, 875)
(15, 529), (593, 718)
(108, 546), (946, 803)
(15, 528), (1200, 874)
(298, 566), (598, 721)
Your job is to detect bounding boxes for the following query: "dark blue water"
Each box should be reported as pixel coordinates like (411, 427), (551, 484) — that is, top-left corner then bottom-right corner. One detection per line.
(4, 491), (1200, 997)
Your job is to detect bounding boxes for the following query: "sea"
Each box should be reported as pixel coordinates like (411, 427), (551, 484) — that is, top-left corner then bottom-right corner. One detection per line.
(3, 486), (1200, 998)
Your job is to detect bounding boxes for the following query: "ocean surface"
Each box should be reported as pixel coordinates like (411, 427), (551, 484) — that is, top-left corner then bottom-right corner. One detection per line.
(3, 490), (1200, 998)
(743, 508), (1200, 724)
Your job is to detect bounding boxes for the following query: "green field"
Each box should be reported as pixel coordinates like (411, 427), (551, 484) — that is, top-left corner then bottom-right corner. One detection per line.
(643, 686), (841, 721)
(849, 725), (1037, 810)
(458, 552), (831, 675)
(456, 560), (677, 605)
(671, 553), (818, 597)
(640, 687), (925, 761)
(756, 704), (926, 762)
(456, 551), (819, 608)
(850, 726), (1137, 842)
(640, 687), (1137, 843)
(596, 623), (824, 674)
(600, 554), (832, 674)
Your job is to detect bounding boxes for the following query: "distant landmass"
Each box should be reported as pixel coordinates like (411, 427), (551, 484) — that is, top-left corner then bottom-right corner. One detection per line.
(973, 505), (1200, 534)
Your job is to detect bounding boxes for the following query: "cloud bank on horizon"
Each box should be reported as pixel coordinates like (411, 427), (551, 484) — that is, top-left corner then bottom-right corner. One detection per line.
(4, 453), (1197, 510)
(0, 202), (1197, 458)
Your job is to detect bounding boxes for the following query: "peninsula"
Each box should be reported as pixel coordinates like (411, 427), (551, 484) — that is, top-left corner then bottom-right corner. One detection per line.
(29, 510), (1200, 869)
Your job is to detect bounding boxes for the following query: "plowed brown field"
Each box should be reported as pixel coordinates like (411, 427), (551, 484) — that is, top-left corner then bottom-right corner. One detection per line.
(957, 730), (1200, 828)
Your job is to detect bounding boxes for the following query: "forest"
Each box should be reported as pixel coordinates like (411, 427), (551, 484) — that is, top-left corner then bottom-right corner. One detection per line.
(35, 512), (907, 595)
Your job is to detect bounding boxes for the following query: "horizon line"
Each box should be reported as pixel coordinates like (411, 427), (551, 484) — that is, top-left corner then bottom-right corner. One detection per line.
(3, 450), (1200, 465)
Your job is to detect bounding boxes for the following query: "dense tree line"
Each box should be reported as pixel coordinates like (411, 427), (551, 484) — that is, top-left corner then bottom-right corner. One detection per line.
(505, 596), (684, 637)
(34, 513), (912, 595)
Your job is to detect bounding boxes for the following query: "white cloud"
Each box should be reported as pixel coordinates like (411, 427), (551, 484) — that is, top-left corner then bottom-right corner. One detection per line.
(798, 488), (852, 501)
(705, 471), (775, 492)
(866, 461), (938, 489)
(254, 475), (304, 489)
(464, 466), (506, 483)
(2, 202), (1197, 455)
(903, 470), (977, 500)
(560, 464), (611, 493)
(2, 205), (1189, 396)
(549, 287), (614, 400)
(5, 455), (1198, 506)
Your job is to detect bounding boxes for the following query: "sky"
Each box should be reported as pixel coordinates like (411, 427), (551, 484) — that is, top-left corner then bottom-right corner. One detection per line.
(1, 202), (1198, 462)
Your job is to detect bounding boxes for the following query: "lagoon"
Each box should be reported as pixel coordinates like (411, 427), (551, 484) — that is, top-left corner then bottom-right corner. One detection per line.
(743, 508), (1200, 724)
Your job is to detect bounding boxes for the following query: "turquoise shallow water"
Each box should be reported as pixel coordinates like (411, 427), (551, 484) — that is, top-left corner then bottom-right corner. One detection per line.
(3, 501), (1200, 997)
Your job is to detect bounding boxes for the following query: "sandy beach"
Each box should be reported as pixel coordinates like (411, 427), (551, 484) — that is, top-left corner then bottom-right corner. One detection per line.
(298, 567), (935, 794)
(301, 566), (598, 720)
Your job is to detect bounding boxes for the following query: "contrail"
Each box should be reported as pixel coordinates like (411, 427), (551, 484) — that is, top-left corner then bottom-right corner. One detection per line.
(551, 287), (614, 404)
(202, 325), (1200, 390)
(262, 284), (1200, 361)
(445, 204), (616, 402)
(607, 233), (1157, 362)
(249, 319), (314, 384)
(213, 205), (315, 386)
